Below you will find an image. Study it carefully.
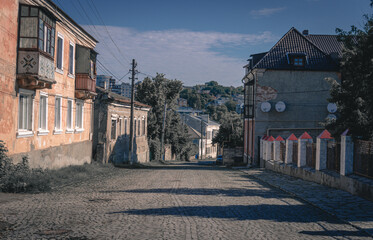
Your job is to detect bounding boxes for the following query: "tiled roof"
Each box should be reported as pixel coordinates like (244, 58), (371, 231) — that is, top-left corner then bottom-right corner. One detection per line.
(305, 34), (343, 58)
(253, 28), (340, 71)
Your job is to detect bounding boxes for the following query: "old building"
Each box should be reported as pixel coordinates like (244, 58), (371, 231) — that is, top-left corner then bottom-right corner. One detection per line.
(242, 28), (342, 166)
(182, 114), (220, 159)
(93, 87), (151, 164)
(0, 0), (97, 169)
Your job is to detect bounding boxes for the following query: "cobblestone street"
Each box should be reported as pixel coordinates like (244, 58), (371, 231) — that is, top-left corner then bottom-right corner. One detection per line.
(0, 162), (371, 239)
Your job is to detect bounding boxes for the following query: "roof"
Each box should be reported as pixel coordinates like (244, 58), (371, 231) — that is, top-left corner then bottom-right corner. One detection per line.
(186, 125), (201, 139)
(251, 28), (340, 71)
(96, 86), (151, 109)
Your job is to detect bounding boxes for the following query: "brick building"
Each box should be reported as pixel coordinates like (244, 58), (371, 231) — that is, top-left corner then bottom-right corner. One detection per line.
(0, 0), (97, 169)
(93, 87), (151, 164)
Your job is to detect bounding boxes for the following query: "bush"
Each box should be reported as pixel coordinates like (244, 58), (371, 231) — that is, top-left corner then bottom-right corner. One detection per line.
(0, 141), (51, 193)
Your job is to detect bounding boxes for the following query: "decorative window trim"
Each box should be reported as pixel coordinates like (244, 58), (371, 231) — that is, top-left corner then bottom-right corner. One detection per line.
(56, 32), (64, 74)
(75, 100), (84, 132)
(66, 98), (74, 133)
(17, 88), (35, 138)
(38, 91), (49, 136)
(53, 95), (62, 134)
(68, 41), (75, 78)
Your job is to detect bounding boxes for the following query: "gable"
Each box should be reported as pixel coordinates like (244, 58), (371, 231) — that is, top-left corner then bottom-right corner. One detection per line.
(254, 28), (339, 71)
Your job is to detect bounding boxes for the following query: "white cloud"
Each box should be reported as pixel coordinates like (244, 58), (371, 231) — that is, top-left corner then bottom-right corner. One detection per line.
(250, 7), (286, 18)
(91, 26), (276, 86)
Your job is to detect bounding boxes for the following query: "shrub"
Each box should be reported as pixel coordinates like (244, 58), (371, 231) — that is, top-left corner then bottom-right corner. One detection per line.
(0, 141), (51, 193)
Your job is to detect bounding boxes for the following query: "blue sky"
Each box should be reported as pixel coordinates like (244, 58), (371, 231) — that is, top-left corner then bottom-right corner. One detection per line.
(55, 0), (371, 86)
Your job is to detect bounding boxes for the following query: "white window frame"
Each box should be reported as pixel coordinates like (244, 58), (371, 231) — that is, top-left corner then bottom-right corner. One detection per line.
(119, 117), (123, 136)
(54, 95), (62, 134)
(111, 117), (117, 140)
(75, 100), (84, 132)
(68, 41), (75, 78)
(17, 88), (34, 138)
(56, 32), (64, 74)
(66, 98), (74, 133)
(38, 91), (49, 136)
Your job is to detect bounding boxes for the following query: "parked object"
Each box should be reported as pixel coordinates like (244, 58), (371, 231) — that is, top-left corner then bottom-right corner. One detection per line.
(216, 155), (223, 165)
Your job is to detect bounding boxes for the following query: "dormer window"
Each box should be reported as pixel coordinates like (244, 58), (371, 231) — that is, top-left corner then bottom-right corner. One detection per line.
(294, 57), (304, 66)
(286, 53), (307, 67)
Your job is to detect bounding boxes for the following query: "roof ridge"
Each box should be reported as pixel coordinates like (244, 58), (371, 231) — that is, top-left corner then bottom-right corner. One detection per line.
(252, 27), (296, 69)
(252, 27), (336, 70)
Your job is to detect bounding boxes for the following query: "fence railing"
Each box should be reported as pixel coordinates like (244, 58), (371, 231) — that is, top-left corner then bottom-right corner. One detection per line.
(292, 142), (298, 165)
(354, 140), (373, 179)
(280, 142), (286, 162)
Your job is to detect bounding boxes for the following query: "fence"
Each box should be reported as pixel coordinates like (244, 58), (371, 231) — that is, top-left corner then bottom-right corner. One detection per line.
(292, 142), (298, 165)
(306, 142), (316, 168)
(326, 141), (340, 173)
(354, 140), (373, 179)
(280, 142), (286, 162)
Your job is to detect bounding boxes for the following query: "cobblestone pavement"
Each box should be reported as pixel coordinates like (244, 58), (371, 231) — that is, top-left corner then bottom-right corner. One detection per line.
(240, 168), (373, 237)
(0, 162), (371, 239)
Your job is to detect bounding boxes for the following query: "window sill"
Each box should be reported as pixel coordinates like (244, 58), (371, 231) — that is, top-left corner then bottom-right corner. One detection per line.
(17, 131), (34, 138)
(67, 73), (75, 79)
(37, 130), (49, 136)
(56, 68), (63, 75)
(53, 129), (63, 135)
(75, 128), (84, 133)
(66, 129), (74, 134)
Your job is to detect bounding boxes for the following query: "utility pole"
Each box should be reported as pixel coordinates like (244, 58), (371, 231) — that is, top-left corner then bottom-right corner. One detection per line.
(160, 99), (167, 161)
(129, 59), (137, 164)
(200, 118), (203, 160)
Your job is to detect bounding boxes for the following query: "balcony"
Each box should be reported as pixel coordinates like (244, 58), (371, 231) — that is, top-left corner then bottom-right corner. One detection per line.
(17, 51), (56, 89)
(75, 73), (97, 99)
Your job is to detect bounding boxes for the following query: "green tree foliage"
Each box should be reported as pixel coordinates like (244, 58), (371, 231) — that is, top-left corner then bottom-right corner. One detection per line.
(326, 1), (373, 140)
(212, 112), (243, 148)
(205, 105), (229, 123)
(224, 100), (237, 112)
(136, 74), (196, 160)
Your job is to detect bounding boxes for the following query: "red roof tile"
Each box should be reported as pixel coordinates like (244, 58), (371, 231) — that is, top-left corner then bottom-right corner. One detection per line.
(300, 132), (312, 140)
(275, 136), (284, 141)
(317, 130), (333, 139)
(267, 136), (275, 142)
(287, 134), (298, 141)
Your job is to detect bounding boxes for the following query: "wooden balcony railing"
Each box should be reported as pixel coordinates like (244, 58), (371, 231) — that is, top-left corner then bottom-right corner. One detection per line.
(75, 74), (96, 92)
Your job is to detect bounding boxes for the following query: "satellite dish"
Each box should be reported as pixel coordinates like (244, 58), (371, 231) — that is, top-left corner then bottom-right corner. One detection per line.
(275, 101), (286, 112)
(261, 102), (271, 112)
(327, 103), (337, 113)
(327, 114), (337, 121)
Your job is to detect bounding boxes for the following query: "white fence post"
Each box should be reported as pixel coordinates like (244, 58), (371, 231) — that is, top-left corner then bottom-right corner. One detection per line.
(298, 132), (312, 167)
(315, 130), (332, 170)
(285, 134), (297, 164)
(340, 130), (354, 176)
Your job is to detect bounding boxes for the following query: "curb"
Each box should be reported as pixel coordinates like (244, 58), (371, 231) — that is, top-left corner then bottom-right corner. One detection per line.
(237, 168), (373, 238)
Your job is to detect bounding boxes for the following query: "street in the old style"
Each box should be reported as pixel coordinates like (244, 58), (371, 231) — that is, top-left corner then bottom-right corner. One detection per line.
(0, 162), (372, 240)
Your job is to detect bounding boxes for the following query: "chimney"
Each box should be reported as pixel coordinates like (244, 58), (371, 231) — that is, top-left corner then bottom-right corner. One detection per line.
(302, 30), (309, 35)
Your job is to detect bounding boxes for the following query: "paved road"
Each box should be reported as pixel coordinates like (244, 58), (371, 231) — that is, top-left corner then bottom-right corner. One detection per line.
(0, 162), (370, 239)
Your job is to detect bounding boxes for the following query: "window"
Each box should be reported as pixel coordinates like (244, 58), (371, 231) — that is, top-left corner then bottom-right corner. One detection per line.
(124, 118), (128, 135)
(75, 101), (84, 131)
(68, 42), (74, 75)
(142, 118), (146, 136)
(207, 131), (212, 140)
(18, 89), (34, 137)
(134, 118), (137, 136)
(138, 119), (141, 136)
(19, 5), (55, 55)
(38, 92), (48, 135)
(66, 99), (73, 132)
(111, 119), (116, 140)
(54, 96), (62, 133)
(294, 57), (304, 66)
(56, 33), (63, 72)
(119, 118), (122, 136)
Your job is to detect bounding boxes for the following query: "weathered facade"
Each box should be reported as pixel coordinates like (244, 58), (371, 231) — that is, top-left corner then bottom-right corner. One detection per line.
(93, 87), (151, 164)
(243, 28), (342, 166)
(0, 0), (97, 169)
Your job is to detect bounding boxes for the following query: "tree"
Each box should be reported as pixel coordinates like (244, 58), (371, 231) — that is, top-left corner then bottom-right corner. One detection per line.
(224, 100), (237, 112)
(136, 74), (196, 160)
(326, 1), (373, 140)
(212, 112), (243, 148)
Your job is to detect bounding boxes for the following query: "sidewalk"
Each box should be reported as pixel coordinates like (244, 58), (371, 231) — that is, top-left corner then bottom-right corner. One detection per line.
(239, 168), (373, 237)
